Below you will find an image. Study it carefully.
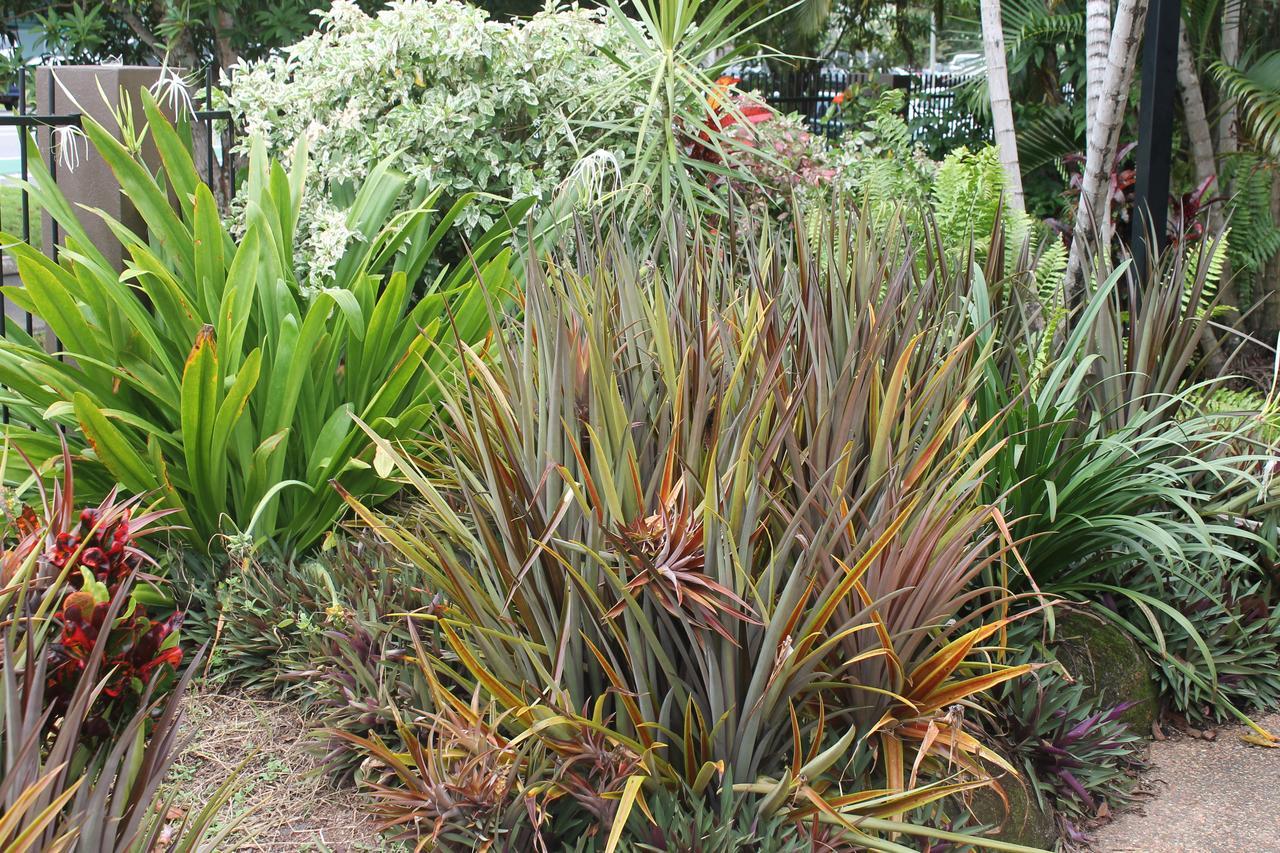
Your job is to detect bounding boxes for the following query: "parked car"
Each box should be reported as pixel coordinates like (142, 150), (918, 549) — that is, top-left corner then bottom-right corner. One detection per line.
(946, 53), (983, 74)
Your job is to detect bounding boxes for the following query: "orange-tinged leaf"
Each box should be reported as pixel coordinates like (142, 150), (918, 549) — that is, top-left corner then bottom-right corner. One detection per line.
(906, 620), (1006, 702)
(913, 664), (1035, 715)
(440, 622), (526, 715)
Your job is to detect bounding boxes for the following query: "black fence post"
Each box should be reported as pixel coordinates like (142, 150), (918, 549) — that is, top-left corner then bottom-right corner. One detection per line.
(1132, 0), (1182, 284)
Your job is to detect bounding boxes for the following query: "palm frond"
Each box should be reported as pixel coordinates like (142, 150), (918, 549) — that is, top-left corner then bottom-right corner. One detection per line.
(1213, 51), (1280, 157)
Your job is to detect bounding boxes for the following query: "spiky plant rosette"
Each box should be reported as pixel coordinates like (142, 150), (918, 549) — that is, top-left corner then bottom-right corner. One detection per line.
(337, 210), (1044, 851)
(176, 534), (441, 777)
(1129, 556), (1280, 724)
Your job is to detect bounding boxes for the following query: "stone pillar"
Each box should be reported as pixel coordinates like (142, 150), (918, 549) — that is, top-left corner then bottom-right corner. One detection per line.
(35, 66), (177, 271)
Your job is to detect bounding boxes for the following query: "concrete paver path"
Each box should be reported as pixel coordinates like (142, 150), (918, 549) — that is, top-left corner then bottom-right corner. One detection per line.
(1095, 713), (1280, 852)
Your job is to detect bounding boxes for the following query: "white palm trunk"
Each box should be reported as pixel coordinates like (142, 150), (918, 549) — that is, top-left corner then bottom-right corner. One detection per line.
(1085, 0), (1112, 142)
(1176, 23), (1217, 200)
(980, 0), (1025, 213)
(1219, 0), (1241, 156)
(1177, 22), (1232, 368)
(1064, 0), (1150, 297)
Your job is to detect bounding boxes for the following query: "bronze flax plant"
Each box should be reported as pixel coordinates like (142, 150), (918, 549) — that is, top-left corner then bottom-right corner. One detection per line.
(339, 208), (1041, 851)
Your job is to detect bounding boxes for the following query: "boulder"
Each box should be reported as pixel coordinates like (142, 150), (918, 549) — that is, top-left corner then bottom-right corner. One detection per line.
(969, 776), (1059, 850)
(1052, 609), (1160, 733)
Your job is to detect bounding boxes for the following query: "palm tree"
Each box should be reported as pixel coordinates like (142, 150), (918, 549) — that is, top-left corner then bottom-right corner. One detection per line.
(980, 0), (1026, 212)
(1218, 0), (1242, 156)
(1065, 0), (1150, 297)
(1085, 0), (1111, 141)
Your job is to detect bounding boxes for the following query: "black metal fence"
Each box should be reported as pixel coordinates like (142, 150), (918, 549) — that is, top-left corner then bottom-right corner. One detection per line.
(736, 69), (990, 156)
(0, 65), (234, 419)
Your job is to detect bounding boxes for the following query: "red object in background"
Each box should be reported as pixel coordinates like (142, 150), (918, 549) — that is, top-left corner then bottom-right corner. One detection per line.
(1060, 142), (1222, 248)
(2, 480), (184, 740)
(684, 79), (776, 168)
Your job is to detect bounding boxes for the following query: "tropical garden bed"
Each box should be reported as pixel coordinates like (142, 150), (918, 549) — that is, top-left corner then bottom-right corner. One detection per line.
(0, 0), (1277, 851)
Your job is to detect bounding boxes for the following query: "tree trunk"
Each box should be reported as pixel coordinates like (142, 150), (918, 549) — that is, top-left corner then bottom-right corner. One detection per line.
(214, 9), (240, 76)
(1064, 0), (1150, 300)
(1262, 173), (1280, 337)
(1219, 0), (1241, 157)
(1085, 0), (1112, 144)
(1172, 20), (1233, 338)
(980, 0), (1025, 213)
(1176, 24), (1217, 216)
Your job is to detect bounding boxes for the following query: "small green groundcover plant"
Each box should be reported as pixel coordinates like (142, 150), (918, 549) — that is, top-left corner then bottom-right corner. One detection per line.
(0, 91), (526, 553)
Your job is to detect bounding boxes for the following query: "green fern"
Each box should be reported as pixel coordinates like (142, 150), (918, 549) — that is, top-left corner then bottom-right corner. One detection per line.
(1221, 154), (1280, 305)
(933, 146), (1008, 254)
(1029, 303), (1069, 392)
(830, 90), (934, 225)
(1190, 386), (1280, 444)
(1034, 238), (1067, 304)
(1184, 228), (1231, 316)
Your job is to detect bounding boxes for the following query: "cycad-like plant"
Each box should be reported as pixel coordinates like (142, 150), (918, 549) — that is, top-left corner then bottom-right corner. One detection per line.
(1212, 51), (1280, 158)
(338, 209), (1040, 850)
(0, 91), (524, 552)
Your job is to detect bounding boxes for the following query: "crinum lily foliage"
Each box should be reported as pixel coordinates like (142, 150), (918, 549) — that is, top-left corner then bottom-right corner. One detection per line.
(341, 209), (1042, 851)
(0, 93), (524, 553)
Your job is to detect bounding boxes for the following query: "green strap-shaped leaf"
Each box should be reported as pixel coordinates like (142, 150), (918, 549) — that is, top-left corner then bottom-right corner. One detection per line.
(319, 286), (366, 341)
(73, 392), (158, 495)
(180, 325), (221, 532)
(12, 258), (97, 359)
(216, 223), (262, 376)
(209, 347), (263, 502)
(79, 113), (194, 282)
(192, 183), (227, 321)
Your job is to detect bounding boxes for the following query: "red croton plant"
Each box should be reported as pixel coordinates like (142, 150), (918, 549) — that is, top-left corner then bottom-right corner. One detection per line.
(1060, 142), (1222, 248)
(1, 462), (184, 738)
(683, 76), (834, 216)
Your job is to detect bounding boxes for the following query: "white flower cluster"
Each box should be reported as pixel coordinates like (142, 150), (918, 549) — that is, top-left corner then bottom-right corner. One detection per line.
(227, 0), (645, 291)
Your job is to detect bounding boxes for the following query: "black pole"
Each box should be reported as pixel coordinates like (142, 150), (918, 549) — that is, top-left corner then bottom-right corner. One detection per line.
(1131, 0), (1182, 283)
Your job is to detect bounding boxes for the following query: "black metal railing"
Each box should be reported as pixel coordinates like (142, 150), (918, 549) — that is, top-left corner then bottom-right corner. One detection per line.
(736, 69), (990, 156)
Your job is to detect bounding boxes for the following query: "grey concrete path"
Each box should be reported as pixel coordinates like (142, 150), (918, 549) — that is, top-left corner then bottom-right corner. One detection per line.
(1095, 713), (1280, 852)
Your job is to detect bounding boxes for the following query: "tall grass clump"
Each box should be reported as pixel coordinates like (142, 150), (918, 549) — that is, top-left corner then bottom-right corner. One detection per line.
(970, 230), (1280, 726)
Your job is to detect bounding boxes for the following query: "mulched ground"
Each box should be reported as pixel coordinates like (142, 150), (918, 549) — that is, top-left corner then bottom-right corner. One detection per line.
(166, 687), (401, 852)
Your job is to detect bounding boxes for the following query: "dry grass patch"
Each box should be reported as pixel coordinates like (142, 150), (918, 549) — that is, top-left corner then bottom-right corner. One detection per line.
(166, 686), (400, 852)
